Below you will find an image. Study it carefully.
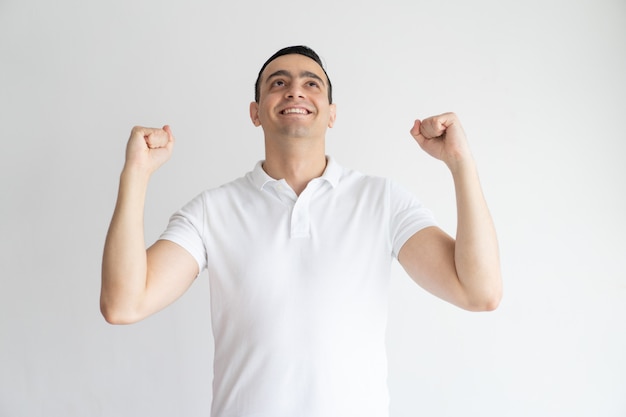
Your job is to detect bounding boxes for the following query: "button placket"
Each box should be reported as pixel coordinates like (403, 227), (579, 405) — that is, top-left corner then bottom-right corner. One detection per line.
(290, 179), (323, 238)
(290, 201), (309, 238)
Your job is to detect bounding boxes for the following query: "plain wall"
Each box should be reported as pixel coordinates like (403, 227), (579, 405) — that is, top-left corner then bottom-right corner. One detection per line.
(1, 0), (625, 416)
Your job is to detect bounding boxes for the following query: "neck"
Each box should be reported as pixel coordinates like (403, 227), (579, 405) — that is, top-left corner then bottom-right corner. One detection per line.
(263, 135), (327, 195)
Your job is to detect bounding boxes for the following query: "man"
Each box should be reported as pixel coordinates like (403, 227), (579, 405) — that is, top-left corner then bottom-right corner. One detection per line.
(101, 45), (501, 417)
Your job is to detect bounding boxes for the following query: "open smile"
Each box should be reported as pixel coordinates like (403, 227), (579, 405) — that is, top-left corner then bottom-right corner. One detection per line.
(280, 107), (312, 115)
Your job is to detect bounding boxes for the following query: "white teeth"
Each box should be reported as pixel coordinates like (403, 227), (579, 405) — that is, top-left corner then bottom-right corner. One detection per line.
(282, 108), (308, 114)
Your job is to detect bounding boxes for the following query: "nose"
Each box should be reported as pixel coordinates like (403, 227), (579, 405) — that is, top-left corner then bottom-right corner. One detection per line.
(285, 84), (305, 99)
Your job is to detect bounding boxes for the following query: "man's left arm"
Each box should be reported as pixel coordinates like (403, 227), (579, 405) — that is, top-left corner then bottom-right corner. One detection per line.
(398, 112), (502, 311)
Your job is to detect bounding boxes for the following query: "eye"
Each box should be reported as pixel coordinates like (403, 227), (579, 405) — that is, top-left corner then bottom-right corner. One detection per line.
(307, 81), (319, 88)
(273, 80), (285, 87)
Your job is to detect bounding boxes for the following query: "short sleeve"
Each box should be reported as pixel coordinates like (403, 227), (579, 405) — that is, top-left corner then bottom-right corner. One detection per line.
(388, 180), (438, 258)
(159, 193), (207, 273)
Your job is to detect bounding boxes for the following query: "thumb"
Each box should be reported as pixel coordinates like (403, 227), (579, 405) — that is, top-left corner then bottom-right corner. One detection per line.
(410, 119), (427, 147)
(163, 125), (174, 141)
(410, 119), (422, 138)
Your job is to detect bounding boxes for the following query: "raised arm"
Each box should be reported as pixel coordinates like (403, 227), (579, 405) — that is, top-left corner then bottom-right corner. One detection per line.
(101, 126), (198, 324)
(398, 113), (502, 311)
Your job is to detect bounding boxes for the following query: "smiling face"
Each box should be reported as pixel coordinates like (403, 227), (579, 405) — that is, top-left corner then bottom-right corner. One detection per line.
(250, 54), (336, 141)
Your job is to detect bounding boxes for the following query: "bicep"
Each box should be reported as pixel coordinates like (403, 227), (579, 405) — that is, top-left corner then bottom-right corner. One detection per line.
(140, 239), (200, 318)
(397, 226), (469, 309)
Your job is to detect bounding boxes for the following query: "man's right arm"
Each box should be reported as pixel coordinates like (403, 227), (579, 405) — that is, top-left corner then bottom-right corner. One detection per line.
(100, 126), (199, 324)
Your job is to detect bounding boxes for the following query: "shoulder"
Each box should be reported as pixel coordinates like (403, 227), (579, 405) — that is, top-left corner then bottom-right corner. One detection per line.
(171, 171), (254, 218)
(334, 163), (389, 190)
(192, 170), (257, 201)
(333, 161), (430, 214)
(336, 166), (413, 203)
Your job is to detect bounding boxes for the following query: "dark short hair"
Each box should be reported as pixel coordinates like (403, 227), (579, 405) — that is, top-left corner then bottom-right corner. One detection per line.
(254, 45), (333, 104)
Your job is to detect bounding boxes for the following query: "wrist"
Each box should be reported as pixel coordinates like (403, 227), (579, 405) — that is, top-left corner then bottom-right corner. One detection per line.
(445, 153), (476, 177)
(120, 163), (153, 184)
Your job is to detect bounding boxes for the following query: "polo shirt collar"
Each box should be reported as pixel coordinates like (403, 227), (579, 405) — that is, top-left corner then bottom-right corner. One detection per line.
(250, 156), (342, 191)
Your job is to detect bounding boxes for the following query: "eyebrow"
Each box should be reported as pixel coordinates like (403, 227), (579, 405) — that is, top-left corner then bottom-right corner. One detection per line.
(265, 69), (326, 86)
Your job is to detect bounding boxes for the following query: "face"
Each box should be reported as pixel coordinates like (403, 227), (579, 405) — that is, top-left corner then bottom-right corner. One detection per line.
(250, 54), (336, 140)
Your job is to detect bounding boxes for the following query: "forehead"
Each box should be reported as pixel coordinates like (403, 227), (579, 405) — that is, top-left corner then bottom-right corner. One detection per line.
(261, 54), (327, 83)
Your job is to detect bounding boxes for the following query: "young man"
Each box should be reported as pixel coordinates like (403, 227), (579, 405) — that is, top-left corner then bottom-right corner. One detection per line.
(101, 45), (501, 417)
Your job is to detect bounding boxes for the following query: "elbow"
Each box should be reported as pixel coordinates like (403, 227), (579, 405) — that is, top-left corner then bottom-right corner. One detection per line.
(101, 310), (141, 325)
(464, 296), (500, 312)
(100, 307), (131, 325)
(480, 294), (501, 311)
(100, 300), (142, 325)
(471, 289), (502, 312)
(463, 280), (503, 312)
(101, 312), (133, 325)
(470, 267), (503, 312)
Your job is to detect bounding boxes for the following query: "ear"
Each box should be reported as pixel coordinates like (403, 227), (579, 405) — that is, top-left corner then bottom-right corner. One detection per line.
(249, 101), (261, 127)
(328, 103), (337, 128)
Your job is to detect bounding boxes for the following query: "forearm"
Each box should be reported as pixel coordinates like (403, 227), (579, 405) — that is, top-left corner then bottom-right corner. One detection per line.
(101, 167), (151, 323)
(450, 159), (502, 310)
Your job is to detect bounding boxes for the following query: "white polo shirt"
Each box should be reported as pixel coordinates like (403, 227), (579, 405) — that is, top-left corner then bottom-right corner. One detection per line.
(160, 157), (437, 417)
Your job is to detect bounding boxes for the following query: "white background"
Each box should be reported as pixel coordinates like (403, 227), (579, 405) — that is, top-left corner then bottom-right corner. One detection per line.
(1, 0), (625, 416)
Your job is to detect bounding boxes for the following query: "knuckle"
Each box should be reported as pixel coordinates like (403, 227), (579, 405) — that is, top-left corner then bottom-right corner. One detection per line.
(130, 126), (144, 136)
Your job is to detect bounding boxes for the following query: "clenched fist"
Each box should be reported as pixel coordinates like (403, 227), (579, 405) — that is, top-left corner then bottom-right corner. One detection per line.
(124, 125), (175, 175)
(410, 113), (473, 171)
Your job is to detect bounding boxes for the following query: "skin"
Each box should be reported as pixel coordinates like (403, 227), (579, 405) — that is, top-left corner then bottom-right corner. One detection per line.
(100, 53), (501, 324)
(403, 116), (502, 311)
(249, 54), (336, 195)
(101, 126), (199, 324)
